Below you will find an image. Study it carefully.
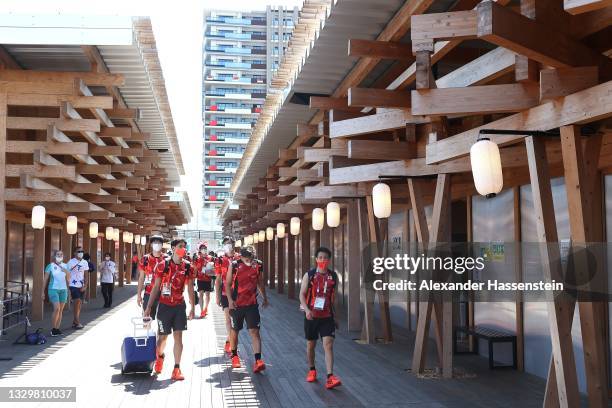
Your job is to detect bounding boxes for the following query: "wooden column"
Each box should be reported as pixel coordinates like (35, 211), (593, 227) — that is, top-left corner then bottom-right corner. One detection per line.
(61, 230), (72, 261)
(347, 200), (362, 331)
(366, 195), (392, 343)
(126, 242), (133, 284)
(117, 234), (124, 287)
(286, 233), (295, 299)
(89, 235), (98, 299)
(513, 187), (525, 372)
(410, 175), (449, 375)
(268, 238), (276, 289)
(31, 227), (46, 321)
(525, 136), (580, 408)
(277, 236), (284, 294)
(300, 221), (311, 283)
(557, 125), (607, 407)
(0, 90), (6, 290)
(359, 198), (375, 343)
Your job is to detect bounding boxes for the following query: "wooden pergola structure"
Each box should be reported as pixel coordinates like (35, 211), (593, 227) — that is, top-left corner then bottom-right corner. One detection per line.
(222, 0), (612, 406)
(0, 17), (190, 323)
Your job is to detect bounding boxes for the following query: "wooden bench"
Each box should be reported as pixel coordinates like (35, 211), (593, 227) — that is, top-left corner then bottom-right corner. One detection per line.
(453, 326), (517, 369)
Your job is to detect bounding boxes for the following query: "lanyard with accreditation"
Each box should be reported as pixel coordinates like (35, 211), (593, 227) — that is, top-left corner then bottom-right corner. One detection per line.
(313, 276), (328, 311)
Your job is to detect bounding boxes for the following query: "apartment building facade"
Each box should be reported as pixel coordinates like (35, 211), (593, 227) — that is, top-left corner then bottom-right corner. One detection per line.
(202, 7), (298, 223)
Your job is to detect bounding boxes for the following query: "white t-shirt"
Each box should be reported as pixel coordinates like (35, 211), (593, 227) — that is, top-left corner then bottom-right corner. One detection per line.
(67, 258), (89, 288)
(45, 262), (68, 290)
(99, 260), (117, 284)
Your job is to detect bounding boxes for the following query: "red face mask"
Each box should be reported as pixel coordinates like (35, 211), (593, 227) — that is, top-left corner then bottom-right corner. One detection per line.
(175, 247), (186, 258)
(316, 259), (329, 270)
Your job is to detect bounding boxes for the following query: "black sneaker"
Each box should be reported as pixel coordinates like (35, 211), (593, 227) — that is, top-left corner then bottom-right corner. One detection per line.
(56, 329), (63, 335)
(50, 328), (59, 337)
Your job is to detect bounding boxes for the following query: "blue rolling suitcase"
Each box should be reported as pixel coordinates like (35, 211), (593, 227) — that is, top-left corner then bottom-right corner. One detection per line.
(120, 317), (156, 374)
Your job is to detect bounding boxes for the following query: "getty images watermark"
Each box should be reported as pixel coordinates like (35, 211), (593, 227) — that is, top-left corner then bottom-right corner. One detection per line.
(371, 253), (564, 293)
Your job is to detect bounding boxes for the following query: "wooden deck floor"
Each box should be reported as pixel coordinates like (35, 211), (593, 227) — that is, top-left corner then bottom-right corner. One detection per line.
(0, 285), (556, 407)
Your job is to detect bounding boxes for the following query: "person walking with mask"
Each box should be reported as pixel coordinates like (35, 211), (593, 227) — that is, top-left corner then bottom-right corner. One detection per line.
(67, 246), (89, 329)
(99, 252), (117, 308)
(43, 250), (71, 336)
(215, 236), (237, 354)
(145, 238), (195, 381)
(137, 235), (166, 320)
(299, 247), (342, 389)
(194, 242), (213, 318)
(226, 246), (269, 371)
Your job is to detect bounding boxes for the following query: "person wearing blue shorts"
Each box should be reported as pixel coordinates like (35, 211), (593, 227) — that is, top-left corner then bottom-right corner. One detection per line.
(43, 250), (71, 337)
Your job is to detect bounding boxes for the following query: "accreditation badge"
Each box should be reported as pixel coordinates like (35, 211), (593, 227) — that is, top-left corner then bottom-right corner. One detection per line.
(161, 282), (171, 296)
(313, 296), (326, 311)
(144, 274), (152, 285)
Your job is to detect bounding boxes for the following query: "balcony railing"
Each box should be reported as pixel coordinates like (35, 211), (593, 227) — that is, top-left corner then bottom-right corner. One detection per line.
(205, 32), (266, 41)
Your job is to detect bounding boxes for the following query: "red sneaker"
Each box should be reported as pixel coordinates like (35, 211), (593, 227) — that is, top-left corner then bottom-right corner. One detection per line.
(154, 354), (164, 374)
(325, 374), (342, 389)
(171, 367), (184, 381)
(231, 355), (241, 368)
(201, 308), (207, 318)
(224, 341), (231, 354)
(306, 369), (317, 382)
(253, 359), (266, 373)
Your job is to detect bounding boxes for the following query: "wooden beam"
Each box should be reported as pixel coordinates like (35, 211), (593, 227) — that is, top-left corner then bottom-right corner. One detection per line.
(89, 145), (122, 156)
(436, 46), (516, 89)
(5, 188), (65, 201)
(411, 10), (478, 43)
(477, 1), (602, 68)
(105, 108), (140, 119)
(348, 39), (414, 60)
(303, 147), (348, 163)
(412, 83), (540, 116)
(0, 69), (124, 86)
(348, 88), (411, 108)
(564, 0), (612, 14)
(309, 96), (354, 111)
(7, 94), (113, 109)
(6, 164), (76, 179)
(425, 81), (612, 164)
(99, 126), (132, 138)
(278, 185), (304, 196)
(7, 117), (100, 132)
(304, 185), (366, 199)
(0, 92), (6, 290)
(525, 136), (580, 408)
(539, 66), (599, 101)
(76, 164), (111, 175)
(279, 167), (298, 178)
(348, 140), (416, 160)
(63, 182), (101, 194)
(330, 109), (428, 138)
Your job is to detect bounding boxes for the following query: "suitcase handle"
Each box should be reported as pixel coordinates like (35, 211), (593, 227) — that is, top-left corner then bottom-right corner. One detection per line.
(131, 316), (153, 340)
(134, 337), (149, 347)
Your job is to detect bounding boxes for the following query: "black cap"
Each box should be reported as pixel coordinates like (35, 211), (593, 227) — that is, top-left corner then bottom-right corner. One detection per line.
(240, 247), (254, 259)
(150, 235), (164, 244)
(222, 236), (235, 244)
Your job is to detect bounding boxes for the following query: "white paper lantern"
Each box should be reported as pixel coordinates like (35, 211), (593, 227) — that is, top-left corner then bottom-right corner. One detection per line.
(312, 208), (324, 231)
(122, 231), (130, 243)
(114, 228), (120, 242)
(244, 235), (252, 246)
(134, 234), (141, 245)
(66, 216), (78, 235)
(140, 236), (146, 246)
(326, 202), (340, 228)
(266, 227), (274, 241)
(128, 232), (134, 244)
(253, 233), (259, 244)
(105, 226), (114, 240)
(236, 240), (242, 248)
(372, 183), (392, 219)
(89, 222), (98, 237)
(31, 205), (45, 229)
(470, 138), (503, 198)
(276, 223), (285, 239)
(258, 230), (265, 242)
(290, 217), (300, 236)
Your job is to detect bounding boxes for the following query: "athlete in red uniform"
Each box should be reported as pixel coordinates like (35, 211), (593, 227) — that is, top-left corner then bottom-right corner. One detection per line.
(226, 246), (269, 371)
(194, 242), (213, 318)
(136, 235), (166, 320)
(215, 236), (236, 354)
(145, 238), (195, 381)
(299, 246), (342, 389)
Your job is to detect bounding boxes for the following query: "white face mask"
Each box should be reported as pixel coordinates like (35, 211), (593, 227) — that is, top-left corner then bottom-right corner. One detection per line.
(152, 243), (162, 252)
(76, 252), (83, 260)
(200, 249), (207, 254)
(105, 257), (110, 261)
(55, 256), (63, 263)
